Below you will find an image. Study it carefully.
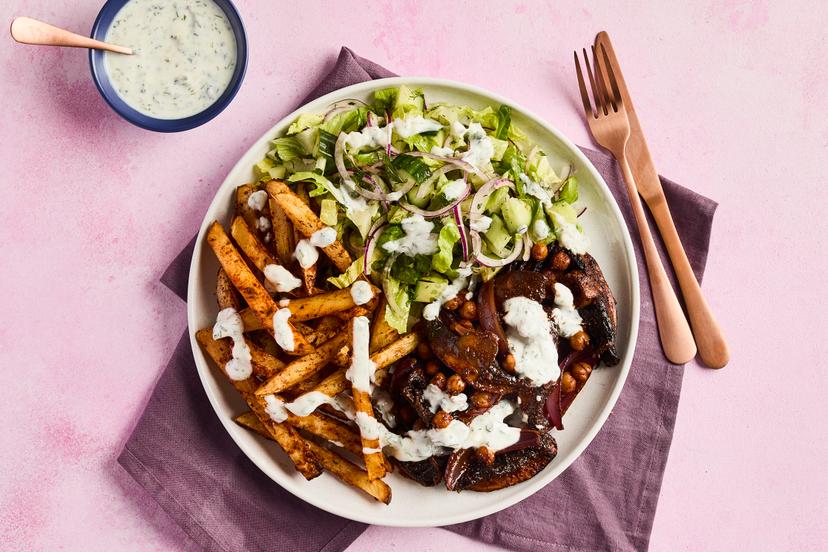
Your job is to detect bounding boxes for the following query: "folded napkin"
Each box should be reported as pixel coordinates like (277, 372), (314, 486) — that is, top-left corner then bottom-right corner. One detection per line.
(120, 47), (718, 552)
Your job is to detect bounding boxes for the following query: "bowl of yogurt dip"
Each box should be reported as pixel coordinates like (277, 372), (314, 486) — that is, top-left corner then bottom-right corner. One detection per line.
(89, 0), (247, 132)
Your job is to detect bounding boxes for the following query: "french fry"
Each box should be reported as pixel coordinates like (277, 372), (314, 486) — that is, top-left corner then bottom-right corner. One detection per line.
(306, 332), (421, 399)
(284, 364), (337, 398)
(235, 410), (362, 457)
(370, 297), (399, 353)
(304, 439), (392, 504)
(235, 184), (261, 234)
(216, 268), (241, 310)
(287, 285), (380, 322)
(348, 317), (388, 481)
(371, 332), (419, 387)
(302, 318), (341, 347)
(293, 183), (318, 295)
(255, 330), (350, 396)
(206, 222), (312, 356)
(238, 308), (264, 331)
(267, 192), (296, 266)
(196, 329), (321, 480)
(230, 216), (278, 271)
(268, 185), (352, 273)
(248, 339), (285, 380)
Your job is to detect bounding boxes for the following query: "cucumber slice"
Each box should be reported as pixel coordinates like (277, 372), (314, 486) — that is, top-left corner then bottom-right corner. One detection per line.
(413, 275), (448, 302)
(501, 197), (532, 234)
(484, 214), (511, 257)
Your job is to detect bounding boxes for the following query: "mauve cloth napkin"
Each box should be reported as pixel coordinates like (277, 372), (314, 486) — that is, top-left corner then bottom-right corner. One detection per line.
(119, 47), (718, 552)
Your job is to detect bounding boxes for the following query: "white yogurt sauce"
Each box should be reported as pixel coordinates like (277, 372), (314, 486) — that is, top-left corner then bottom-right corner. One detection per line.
(381, 214), (439, 257)
(430, 145), (454, 157)
(212, 307), (252, 381)
(345, 316), (375, 393)
(423, 266), (472, 321)
(551, 212), (590, 254)
(104, 0), (237, 119)
(349, 280), (374, 306)
(247, 190), (268, 211)
(343, 126), (389, 151)
(264, 395), (288, 423)
(422, 384), (469, 413)
(551, 283), (583, 337)
(461, 123), (495, 170)
(309, 226), (337, 248)
(355, 400), (521, 462)
(294, 239), (318, 269)
(470, 215), (493, 233)
(393, 116), (442, 138)
(502, 296), (560, 386)
(264, 264), (301, 293)
(272, 308), (295, 352)
(442, 179), (467, 201)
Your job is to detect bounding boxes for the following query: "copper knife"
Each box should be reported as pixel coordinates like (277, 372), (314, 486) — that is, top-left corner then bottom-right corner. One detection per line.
(594, 31), (729, 368)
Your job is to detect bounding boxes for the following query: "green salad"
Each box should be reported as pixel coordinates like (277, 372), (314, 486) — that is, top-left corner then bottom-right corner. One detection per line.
(253, 86), (587, 333)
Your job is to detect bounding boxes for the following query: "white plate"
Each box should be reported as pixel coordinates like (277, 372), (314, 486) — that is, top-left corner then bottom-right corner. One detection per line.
(187, 77), (640, 527)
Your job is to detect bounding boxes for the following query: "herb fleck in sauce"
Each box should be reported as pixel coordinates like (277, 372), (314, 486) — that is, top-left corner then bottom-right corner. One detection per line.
(104, 0), (237, 119)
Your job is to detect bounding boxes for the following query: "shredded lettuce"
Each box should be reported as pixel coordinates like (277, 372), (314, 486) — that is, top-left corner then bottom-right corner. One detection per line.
(432, 221), (460, 274)
(321, 107), (368, 135)
(269, 137), (305, 162)
(383, 276), (411, 333)
(327, 256), (365, 288)
(494, 105), (511, 139)
(287, 113), (324, 135)
(558, 176), (578, 204)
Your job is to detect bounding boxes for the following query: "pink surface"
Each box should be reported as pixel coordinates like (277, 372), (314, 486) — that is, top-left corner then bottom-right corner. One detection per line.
(0, 1), (825, 550)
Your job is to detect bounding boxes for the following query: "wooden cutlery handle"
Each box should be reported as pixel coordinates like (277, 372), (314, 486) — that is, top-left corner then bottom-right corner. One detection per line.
(10, 17), (132, 55)
(617, 153), (697, 364)
(648, 200), (730, 368)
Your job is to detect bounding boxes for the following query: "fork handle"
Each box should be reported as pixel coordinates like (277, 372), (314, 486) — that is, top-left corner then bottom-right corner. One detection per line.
(617, 152), (697, 364)
(646, 197), (730, 368)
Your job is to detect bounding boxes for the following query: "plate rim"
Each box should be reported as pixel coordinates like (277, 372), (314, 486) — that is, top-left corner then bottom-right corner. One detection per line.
(186, 76), (640, 527)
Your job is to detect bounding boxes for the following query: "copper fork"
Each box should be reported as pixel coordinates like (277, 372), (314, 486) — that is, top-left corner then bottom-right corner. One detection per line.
(575, 45), (696, 364)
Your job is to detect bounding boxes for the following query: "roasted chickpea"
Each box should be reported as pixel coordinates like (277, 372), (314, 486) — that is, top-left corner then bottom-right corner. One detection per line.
(446, 374), (466, 395)
(417, 341), (433, 360)
(561, 371), (577, 393)
(470, 392), (493, 409)
(432, 410), (452, 429)
(476, 446), (496, 465)
(551, 250), (571, 271)
(501, 353), (517, 374)
(569, 330), (590, 352)
(459, 300), (478, 320)
(444, 296), (463, 311)
(571, 361), (593, 383)
(531, 242), (549, 261)
(430, 372), (447, 390)
(424, 360), (441, 376)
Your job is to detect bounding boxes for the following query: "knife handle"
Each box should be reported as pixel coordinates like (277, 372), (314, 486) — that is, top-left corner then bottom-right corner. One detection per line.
(617, 155), (697, 365)
(647, 196), (730, 368)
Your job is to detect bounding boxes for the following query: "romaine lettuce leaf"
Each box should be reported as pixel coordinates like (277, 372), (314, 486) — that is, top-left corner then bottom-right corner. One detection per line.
(287, 113), (324, 135)
(327, 256), (365, 288)
(432, 221), (460, 274)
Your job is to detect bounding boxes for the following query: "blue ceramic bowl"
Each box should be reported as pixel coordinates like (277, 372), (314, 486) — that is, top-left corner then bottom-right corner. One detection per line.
(89, 0), (247, 132)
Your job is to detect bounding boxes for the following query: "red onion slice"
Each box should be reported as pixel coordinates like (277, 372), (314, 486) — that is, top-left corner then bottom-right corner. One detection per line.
(453, 204), (469, 261)
(399, 179), (470, 219)
(363, 219), (387, 276)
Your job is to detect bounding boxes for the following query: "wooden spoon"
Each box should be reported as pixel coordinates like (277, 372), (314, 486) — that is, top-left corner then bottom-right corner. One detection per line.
(10, 17), (133, 55)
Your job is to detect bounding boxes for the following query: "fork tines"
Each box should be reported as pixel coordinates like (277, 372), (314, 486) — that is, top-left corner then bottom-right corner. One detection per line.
(574, 45), (623, 119)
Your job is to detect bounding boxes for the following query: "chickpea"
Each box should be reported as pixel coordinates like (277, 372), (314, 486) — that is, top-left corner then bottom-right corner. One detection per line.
(501, 353), (517, 374)
(459, 300), (478, 320)
(470, 392), (493, 409)
(430, 372), (447, 390)
(561, 371), (577, 393)
(432, 410), (452, 429)
(531, 242), (549, 261)
(444, 296), (463, 311)
(464, 367), (479, 381)
(569, 330), (590, 352)
(417, 342), (433, 360)
(571, 361), (593, 383)
(446, 374), (466, 395)
(551, 250), (571, 271)
(476, 446), (496, 465)
(424, 360), (442, 376)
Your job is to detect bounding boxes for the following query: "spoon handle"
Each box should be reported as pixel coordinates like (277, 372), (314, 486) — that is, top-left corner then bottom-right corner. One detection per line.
(10, 17), (132, 55)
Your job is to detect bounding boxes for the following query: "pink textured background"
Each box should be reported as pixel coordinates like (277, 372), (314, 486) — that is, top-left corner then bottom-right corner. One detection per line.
(1, 1), (826, 550)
